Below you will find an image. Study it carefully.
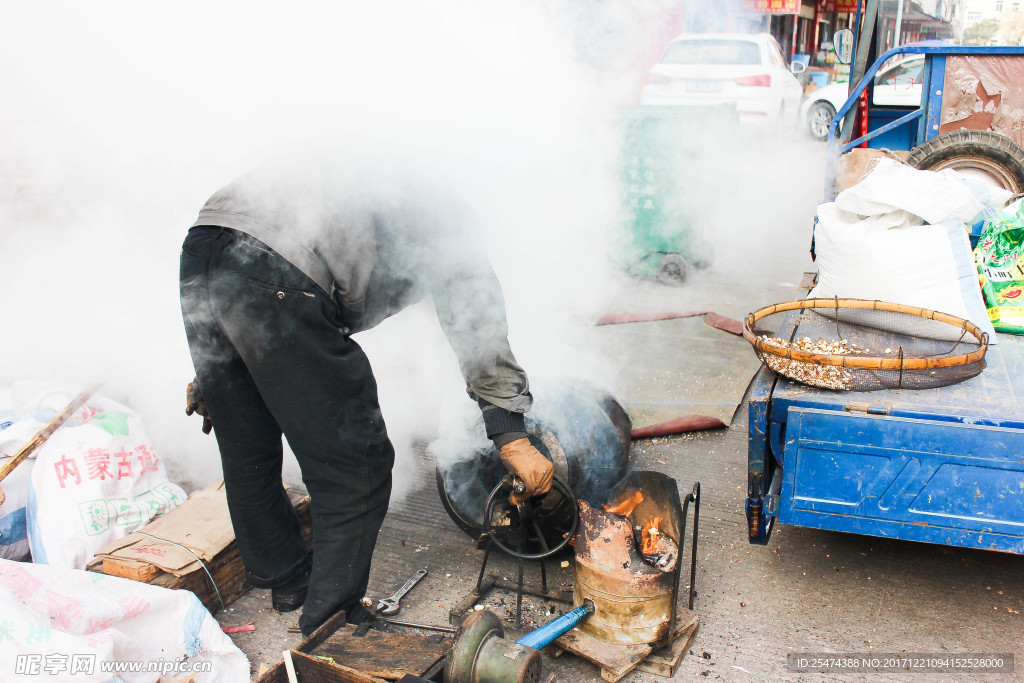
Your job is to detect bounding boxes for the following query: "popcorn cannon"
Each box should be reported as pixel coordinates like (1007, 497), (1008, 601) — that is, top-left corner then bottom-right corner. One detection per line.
(435, 380), (632, 543)
(434, 380), (632, 625)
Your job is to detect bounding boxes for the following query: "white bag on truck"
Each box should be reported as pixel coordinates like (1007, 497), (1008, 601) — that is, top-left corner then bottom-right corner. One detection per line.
(811, 159), (1004, 342)
(834, 157), (1012, 226)
(0, 558), (249, 683)
(5, 383), (187, 569)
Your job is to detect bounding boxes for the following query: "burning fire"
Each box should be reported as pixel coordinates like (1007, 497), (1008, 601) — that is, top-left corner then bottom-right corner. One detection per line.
(604, 491), (643, 517)
(640, 516), (663, 555)
(604, 493), (664, 557)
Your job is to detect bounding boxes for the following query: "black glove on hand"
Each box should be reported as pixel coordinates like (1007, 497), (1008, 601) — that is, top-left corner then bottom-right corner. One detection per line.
(185, 377), (213, 434)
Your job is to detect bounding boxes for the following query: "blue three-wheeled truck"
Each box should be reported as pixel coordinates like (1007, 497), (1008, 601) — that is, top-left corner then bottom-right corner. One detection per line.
(746, 3), (1024, 554)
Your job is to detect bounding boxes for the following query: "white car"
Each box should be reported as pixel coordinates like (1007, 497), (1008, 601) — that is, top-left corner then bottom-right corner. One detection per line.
(800, 54), (925, 140)
(640, 33), (805, 128)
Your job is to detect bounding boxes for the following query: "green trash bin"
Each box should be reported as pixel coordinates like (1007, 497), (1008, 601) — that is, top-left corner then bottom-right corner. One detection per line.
(616, 103), (737, 285)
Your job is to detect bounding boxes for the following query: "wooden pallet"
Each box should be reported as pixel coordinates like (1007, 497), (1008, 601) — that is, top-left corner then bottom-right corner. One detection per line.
(254, 609), (387, 683)
(636, 610), (700, 677)
(310, 623), (450, 680)
(256, 650), (387, 683)
(554, 608), (699, 682)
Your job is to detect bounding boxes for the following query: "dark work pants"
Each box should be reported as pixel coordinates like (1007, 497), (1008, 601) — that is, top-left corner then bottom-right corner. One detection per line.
(179, 227), (394, 635)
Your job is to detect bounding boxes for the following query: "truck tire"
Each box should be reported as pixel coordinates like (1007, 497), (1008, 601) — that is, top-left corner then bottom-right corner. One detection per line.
(657, 253), (688, 286)
(906, 129), (1024, 193)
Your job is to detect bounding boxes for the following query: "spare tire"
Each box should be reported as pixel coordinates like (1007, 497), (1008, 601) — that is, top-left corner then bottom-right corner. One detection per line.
(906, 129), (1024, 193)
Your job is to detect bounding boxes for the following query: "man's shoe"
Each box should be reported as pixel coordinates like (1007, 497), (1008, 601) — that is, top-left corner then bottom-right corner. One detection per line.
(345, 602), (371, 625)
(271, 574), (309, 613)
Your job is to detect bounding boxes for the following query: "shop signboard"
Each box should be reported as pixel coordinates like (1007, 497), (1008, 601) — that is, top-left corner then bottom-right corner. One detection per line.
(744, 0), (801, 12)
(818, 0), (860, 11)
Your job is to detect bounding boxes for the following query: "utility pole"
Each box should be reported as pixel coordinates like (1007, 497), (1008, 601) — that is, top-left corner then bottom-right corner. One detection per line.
(893, 0), (905, 47)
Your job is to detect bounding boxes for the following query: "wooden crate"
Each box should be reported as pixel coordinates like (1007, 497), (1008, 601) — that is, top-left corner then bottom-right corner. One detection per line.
(87, 481), (312, 614)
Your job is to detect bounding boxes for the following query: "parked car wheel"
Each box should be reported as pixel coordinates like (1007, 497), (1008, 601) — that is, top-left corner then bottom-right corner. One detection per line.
(806, 101), (836, 141)
(906, 130), (1024, 193)
(657, 253), (688, 286)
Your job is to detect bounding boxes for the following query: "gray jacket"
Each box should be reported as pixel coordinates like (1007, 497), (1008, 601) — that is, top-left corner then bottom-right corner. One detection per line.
(191, 157), (532, 416)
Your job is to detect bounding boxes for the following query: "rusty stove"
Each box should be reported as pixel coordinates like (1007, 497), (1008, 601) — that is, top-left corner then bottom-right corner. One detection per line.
(572, 471), (700, 650)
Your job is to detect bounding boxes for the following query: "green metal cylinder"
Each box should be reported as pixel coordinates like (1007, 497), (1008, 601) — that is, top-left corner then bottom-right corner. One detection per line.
(446, 610), (542, 683)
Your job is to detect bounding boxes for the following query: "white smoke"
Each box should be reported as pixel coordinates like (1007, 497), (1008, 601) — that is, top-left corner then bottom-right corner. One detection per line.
(0, 1), (628, 495)
(0, 0), (823, 499)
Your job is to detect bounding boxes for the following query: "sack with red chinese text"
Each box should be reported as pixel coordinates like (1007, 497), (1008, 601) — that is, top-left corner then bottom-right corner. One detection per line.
(21, 385), (186, 569)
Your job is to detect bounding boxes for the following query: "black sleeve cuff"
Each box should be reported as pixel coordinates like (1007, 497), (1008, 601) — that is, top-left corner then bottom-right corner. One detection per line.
(477, 399), (527, 438)
(491, 431), (528, 448)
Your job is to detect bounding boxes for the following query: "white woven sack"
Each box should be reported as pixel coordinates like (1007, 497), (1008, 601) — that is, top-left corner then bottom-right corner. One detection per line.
(0, 558), (248, 682)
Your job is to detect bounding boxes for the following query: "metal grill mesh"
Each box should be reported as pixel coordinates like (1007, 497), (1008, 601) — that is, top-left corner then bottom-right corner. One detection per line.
(744, 299), (988, 391)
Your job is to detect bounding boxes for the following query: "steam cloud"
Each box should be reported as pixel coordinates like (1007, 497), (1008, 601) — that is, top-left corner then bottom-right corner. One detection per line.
(0, 1), (822, 498)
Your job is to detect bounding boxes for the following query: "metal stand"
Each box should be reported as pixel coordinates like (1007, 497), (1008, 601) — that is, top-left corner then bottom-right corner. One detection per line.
(474, 538), (553, 628)
(679, 481), (701, 610)
(468, 475), (577, 628)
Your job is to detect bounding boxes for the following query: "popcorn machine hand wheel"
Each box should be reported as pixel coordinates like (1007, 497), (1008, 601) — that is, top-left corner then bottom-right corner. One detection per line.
(475, 475), (578, 626)
(483, 475), (577, 560)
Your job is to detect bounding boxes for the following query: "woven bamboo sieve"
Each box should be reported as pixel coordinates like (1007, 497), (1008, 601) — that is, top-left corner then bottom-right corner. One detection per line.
(743, 298), (989, 391)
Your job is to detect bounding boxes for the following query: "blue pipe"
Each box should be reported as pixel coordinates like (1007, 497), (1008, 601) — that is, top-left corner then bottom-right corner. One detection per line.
(515, 600), (595, 650)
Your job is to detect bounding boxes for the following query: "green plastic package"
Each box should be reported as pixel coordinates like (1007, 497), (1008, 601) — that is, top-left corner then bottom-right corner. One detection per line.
(975, 197), (1024, 334)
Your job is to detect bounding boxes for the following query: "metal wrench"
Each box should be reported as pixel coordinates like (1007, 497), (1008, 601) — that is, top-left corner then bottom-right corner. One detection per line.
(375, 568), (427, 616)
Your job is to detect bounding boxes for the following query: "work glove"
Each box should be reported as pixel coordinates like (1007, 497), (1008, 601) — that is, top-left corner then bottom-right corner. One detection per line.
(185, 376), (213, 434)
(499, 438), (554, 506)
